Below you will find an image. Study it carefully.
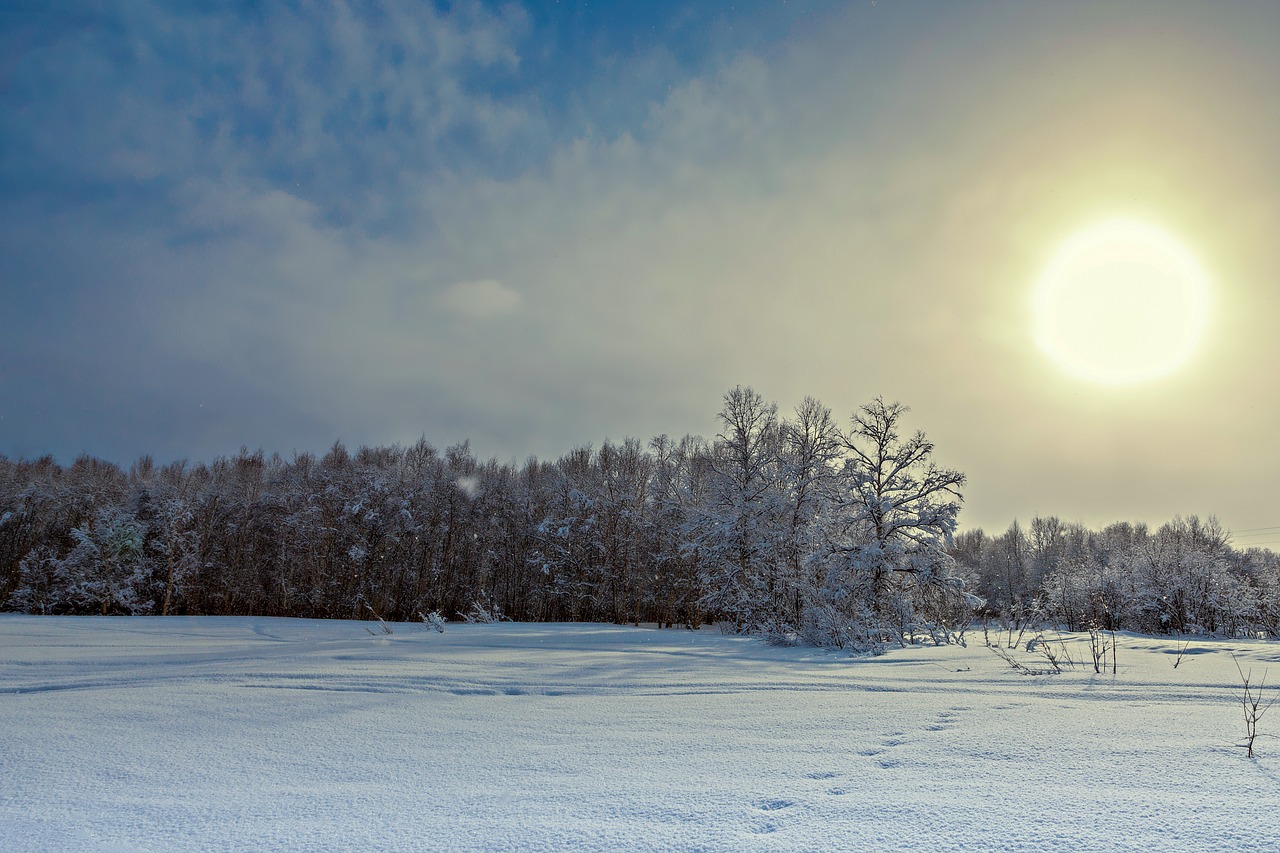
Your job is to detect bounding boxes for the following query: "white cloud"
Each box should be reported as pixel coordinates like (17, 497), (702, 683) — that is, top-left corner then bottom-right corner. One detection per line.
(435, 279), (522, 319)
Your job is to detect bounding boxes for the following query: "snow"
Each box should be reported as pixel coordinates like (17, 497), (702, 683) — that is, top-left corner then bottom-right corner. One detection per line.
(2, 617), (1279, 851)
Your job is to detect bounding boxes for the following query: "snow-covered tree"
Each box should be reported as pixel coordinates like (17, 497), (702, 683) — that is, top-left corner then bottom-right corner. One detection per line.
(776, 397), (843, 632)
(692, 386), (788, 632)
(810, 398), (973, 646)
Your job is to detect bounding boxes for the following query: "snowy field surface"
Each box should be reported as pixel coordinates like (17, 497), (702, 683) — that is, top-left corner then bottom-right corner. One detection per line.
(3, 617), (1280, 852)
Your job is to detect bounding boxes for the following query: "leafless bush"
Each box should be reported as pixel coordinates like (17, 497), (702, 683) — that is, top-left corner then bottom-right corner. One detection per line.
(419, 610), (446, 633)
(461, 599), (509, 624)
(981, 602), (1047, 650)
(989, 644), (1053, 675)
(988, 632), (1076, 676)
(362, 601), (394, 635)
(1086, 623), (1117, 674)
(1026, 632), (1077, 673)
(1233, 654), (1277, 759)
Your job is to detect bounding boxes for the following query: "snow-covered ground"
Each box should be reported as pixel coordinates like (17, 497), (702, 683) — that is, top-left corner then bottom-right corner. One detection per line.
(2, 617), (1279, 851)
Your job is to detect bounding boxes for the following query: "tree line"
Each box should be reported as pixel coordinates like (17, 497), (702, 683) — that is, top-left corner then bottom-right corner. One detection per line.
(954, 515), (1280, 638)
(0, 389), (975, 648)
(3, 386), (1277, 643)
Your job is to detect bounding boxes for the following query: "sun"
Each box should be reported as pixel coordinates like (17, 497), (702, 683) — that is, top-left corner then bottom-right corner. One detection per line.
(1032, 219), (1211, 385)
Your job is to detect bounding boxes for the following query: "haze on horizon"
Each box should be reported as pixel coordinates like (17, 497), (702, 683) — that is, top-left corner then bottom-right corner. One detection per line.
(3, 0), (1280, 543)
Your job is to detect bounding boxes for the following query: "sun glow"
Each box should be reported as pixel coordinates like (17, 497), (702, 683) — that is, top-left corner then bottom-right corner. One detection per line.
(1032, 219), (1210, 385)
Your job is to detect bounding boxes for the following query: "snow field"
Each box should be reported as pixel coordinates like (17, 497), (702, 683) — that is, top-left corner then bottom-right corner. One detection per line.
(2, 617), (1279, 851)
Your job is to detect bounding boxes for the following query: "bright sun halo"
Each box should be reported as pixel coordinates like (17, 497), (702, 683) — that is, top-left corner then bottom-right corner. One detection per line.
(1032, 218), (1210, 385)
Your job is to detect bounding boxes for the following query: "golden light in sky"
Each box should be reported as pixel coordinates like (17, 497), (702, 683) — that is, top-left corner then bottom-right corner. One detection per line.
(1032, 219), (1211, 385)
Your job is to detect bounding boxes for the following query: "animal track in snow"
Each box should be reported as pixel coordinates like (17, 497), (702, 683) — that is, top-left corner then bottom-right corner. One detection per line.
(922, 706), (969, 732)
(757, 799), (795, 812)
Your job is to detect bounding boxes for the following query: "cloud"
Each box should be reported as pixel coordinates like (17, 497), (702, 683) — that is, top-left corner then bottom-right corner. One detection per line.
(435, 279), (522, 319)
(6, 1), (1280, 535)
(0, 1), (537, 233)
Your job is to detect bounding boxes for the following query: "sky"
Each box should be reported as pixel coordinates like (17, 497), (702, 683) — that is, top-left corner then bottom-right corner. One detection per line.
(3, 0), (1280, 542)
